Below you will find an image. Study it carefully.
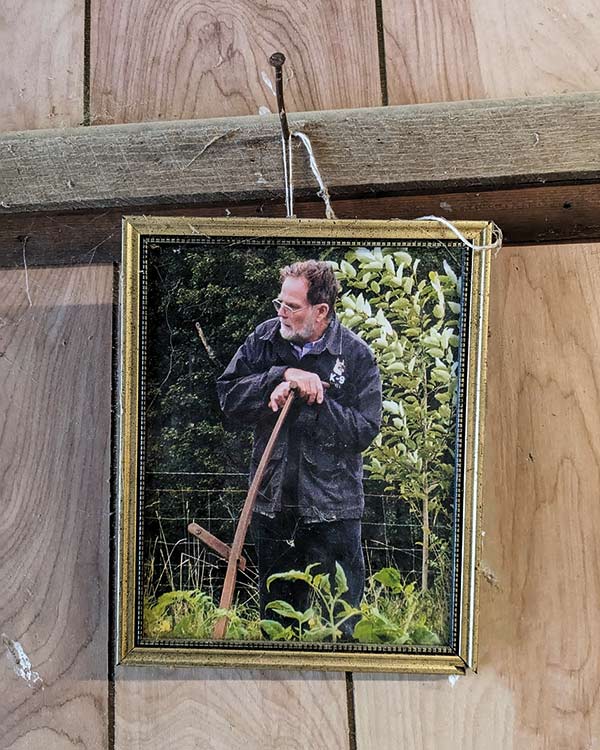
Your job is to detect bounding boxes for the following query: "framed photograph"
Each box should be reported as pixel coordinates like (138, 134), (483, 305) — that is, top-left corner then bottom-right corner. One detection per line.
(118, 216), (491, 673)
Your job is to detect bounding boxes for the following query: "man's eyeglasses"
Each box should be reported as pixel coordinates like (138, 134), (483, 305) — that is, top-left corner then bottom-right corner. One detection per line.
(272, 298), (311, 315)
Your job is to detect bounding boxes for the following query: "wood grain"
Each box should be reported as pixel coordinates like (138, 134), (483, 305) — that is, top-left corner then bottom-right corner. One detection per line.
(383, 0), (600, 104)
(115, 666), (349, 750)
(0, 265), (114, 749)
(353, 242), (600, 749)
(0, 0), (84, 131)
(2, 182), (600, 268)
(90, 0), (380, 125)
(3, 93), (600, 214)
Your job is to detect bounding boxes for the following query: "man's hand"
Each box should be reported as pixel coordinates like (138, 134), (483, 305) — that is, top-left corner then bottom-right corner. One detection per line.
(283, 368), (329, 405)
(268, 381), (293, 412)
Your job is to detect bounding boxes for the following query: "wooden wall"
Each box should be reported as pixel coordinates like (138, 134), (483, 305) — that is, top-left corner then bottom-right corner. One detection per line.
(2, 2), (600, 748)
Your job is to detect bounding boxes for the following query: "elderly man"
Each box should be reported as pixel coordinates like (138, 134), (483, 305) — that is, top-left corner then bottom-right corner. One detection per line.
(216, 260), (382, 635)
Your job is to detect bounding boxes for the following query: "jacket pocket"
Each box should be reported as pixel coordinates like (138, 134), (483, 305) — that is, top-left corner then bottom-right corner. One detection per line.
(302, 442), (341, 473)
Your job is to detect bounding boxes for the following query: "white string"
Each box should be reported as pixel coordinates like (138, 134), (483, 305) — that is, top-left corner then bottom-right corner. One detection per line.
(287, 135), (294, 218)
(285, 130), (337, 220)
(277, 130), (502, 246)
(415, 215), (503, 255)
(281, 135), (291, 217)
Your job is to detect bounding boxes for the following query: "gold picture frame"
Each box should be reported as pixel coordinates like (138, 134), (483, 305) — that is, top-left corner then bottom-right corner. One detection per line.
(118, 217), (491, 673)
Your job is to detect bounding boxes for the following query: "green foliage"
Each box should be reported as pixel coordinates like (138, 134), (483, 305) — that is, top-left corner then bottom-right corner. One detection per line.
(334, 247), (460, 591)
(145, 241), (300, 477)
(264, 563), (359, 643)
(353, 568), (441, 645)
(143, 589), (262, 641)
(143, 565), (443, 646)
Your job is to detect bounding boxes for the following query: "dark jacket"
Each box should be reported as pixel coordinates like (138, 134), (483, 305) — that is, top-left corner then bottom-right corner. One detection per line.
(216, 316), (382, 521)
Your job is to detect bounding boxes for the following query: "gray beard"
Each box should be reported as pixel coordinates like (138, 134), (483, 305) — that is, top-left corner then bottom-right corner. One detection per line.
(279, 322), (311, 344)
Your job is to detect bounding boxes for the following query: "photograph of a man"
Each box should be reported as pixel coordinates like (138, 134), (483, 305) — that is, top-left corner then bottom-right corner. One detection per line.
(217, 260), (382, 635)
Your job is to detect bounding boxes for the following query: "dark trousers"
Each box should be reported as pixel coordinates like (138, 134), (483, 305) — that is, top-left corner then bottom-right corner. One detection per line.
(252, 510), (365, 638)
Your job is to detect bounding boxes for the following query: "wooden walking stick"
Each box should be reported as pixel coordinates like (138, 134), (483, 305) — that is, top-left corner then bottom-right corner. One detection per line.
(213, 388), (297, 639)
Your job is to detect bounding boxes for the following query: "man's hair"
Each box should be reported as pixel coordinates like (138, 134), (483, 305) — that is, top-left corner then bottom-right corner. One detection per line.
(279, 260), (340, 317)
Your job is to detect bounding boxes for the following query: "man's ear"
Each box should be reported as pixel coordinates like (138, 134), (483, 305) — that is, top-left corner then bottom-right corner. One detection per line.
(316, 303), (330, 321)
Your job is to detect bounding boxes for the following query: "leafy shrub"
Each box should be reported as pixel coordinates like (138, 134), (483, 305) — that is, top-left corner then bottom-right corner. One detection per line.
(334, 246), (461, 591)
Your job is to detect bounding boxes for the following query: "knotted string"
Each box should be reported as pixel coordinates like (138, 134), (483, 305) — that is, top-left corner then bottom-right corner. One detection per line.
(282, 131), (337, 220)
(278, 125), (502, 255)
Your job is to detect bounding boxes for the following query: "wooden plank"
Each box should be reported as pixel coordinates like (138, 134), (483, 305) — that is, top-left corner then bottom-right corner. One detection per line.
(0, 0), (84, 131)
(0, 265), (113, 748)
(382, 0), (600, 104)
(115, 666), (349, 750)
(2, 182), (600, 268)
(352, 242), (600, 749)
(2, 93), (600, 214)
(90, 0), (380, 125)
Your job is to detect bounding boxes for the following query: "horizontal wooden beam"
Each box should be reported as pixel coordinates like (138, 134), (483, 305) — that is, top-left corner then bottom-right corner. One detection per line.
(2, 93), (600, 214)
(1, 183), (599, 268)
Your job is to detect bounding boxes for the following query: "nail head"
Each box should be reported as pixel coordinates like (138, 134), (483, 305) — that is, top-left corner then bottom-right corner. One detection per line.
(269, 52), (286, 68)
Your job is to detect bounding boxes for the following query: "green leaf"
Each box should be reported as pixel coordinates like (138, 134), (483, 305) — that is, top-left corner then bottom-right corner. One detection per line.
(427, 347), (445, 358)
(313, 573), (332, 595)
(355, 248), (375, 263)
(429, 271), (441, 291)
(352, 619), (379, 643)
(302, 626), (338, 642)
(260, 620), (295, 640)
(345, 314), (363, 328)
(442, 260), (458, 286)
(266, 568), (314, 590)
(372, 567), (404, 592)
(334, 562), (349, 597)
(409, 625), (441, 645)
(265, 600), (306, 622)
(383, 400), (400, 415)
(393, 251), (412, 265)
(337, 599), (361, 617)
(386, 362), (404, 373)
(340, 259), (357, 278)
(353, 612), (407, 644)
(432, 367), (451, 383)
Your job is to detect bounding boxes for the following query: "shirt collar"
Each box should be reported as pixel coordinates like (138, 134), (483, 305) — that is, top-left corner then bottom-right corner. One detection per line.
(291, 337), (323, 358)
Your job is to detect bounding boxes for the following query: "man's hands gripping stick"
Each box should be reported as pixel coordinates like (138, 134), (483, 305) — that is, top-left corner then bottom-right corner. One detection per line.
(268, 368), (330, 412)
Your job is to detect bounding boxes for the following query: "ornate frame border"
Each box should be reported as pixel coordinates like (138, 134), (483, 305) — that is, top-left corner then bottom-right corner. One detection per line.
(118, 217), (492, 673)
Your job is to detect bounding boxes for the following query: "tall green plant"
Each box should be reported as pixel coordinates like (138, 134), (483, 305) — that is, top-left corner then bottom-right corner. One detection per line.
(334, 247), (460, 590)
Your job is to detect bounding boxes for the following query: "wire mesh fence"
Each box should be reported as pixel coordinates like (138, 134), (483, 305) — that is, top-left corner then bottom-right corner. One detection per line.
(143, 471), (449, 604)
